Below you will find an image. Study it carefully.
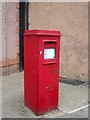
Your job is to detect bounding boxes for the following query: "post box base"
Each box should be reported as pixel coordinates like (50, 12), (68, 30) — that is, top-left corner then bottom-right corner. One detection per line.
(25, 102), (58, 116)
(36, 107), (59, 116)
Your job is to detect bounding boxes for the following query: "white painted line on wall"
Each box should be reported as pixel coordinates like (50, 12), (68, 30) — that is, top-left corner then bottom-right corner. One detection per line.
(68, 104), (90, 114)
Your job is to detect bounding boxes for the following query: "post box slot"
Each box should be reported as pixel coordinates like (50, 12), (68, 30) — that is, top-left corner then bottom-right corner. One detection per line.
(44, 41), (56, 48)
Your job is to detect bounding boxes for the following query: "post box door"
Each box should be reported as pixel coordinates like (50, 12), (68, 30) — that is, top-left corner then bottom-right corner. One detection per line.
(38, 36), (60, 113)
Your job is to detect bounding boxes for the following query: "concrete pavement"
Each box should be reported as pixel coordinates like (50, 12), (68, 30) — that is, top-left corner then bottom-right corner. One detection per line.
(0, 76), (2, 119)
(60, 107), (89, 118)
(2, 72), (88, 118)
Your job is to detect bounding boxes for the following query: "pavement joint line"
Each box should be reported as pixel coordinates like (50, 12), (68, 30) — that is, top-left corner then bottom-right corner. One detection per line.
(68, 104), (90, 114)
(58, 108), (67, 114)
(45, 110), (67, 118)
(59, 110), (67, 114)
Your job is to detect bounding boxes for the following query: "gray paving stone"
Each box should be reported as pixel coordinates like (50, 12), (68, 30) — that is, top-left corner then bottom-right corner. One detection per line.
(1, 72), (88, 118)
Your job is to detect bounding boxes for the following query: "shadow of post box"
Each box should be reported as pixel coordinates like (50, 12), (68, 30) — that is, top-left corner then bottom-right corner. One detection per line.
(24, 30), (61, 115)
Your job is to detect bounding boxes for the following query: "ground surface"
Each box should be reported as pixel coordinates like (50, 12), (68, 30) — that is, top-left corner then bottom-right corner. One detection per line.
(60, 107), (88, 118)
(1, 72), (89, 118)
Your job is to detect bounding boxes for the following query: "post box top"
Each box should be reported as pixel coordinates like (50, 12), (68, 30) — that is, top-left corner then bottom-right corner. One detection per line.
(24, 29), (61, 36)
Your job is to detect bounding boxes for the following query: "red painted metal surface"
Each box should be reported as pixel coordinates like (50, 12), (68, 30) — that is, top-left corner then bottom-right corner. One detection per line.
(24, 30), (61, 115)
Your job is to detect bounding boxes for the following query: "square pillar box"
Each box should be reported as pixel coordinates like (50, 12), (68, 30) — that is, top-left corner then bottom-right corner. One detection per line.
(24, 30), (61, 115)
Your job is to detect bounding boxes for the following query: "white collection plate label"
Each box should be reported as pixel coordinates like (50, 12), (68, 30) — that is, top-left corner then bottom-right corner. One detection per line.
(44, 48), (56, 59)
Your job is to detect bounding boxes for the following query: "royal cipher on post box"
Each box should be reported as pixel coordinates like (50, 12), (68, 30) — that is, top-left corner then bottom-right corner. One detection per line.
(24, 30), (61, 115)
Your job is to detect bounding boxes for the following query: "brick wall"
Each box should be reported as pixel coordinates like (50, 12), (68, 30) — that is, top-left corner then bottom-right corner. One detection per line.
(1, 2), (19, 75)
(29, 2), (88, 81)
(1, 2), (88, 81)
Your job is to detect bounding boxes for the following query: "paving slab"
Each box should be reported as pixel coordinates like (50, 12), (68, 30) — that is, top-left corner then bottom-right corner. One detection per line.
(59, 83), (88, 113)
(60, 107), (88, 118)
(0, 76), (2, 119)
(2, 72), (88, 118)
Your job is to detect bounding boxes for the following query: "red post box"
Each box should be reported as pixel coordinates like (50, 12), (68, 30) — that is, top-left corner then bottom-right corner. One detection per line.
(24, 30), (61, 115)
